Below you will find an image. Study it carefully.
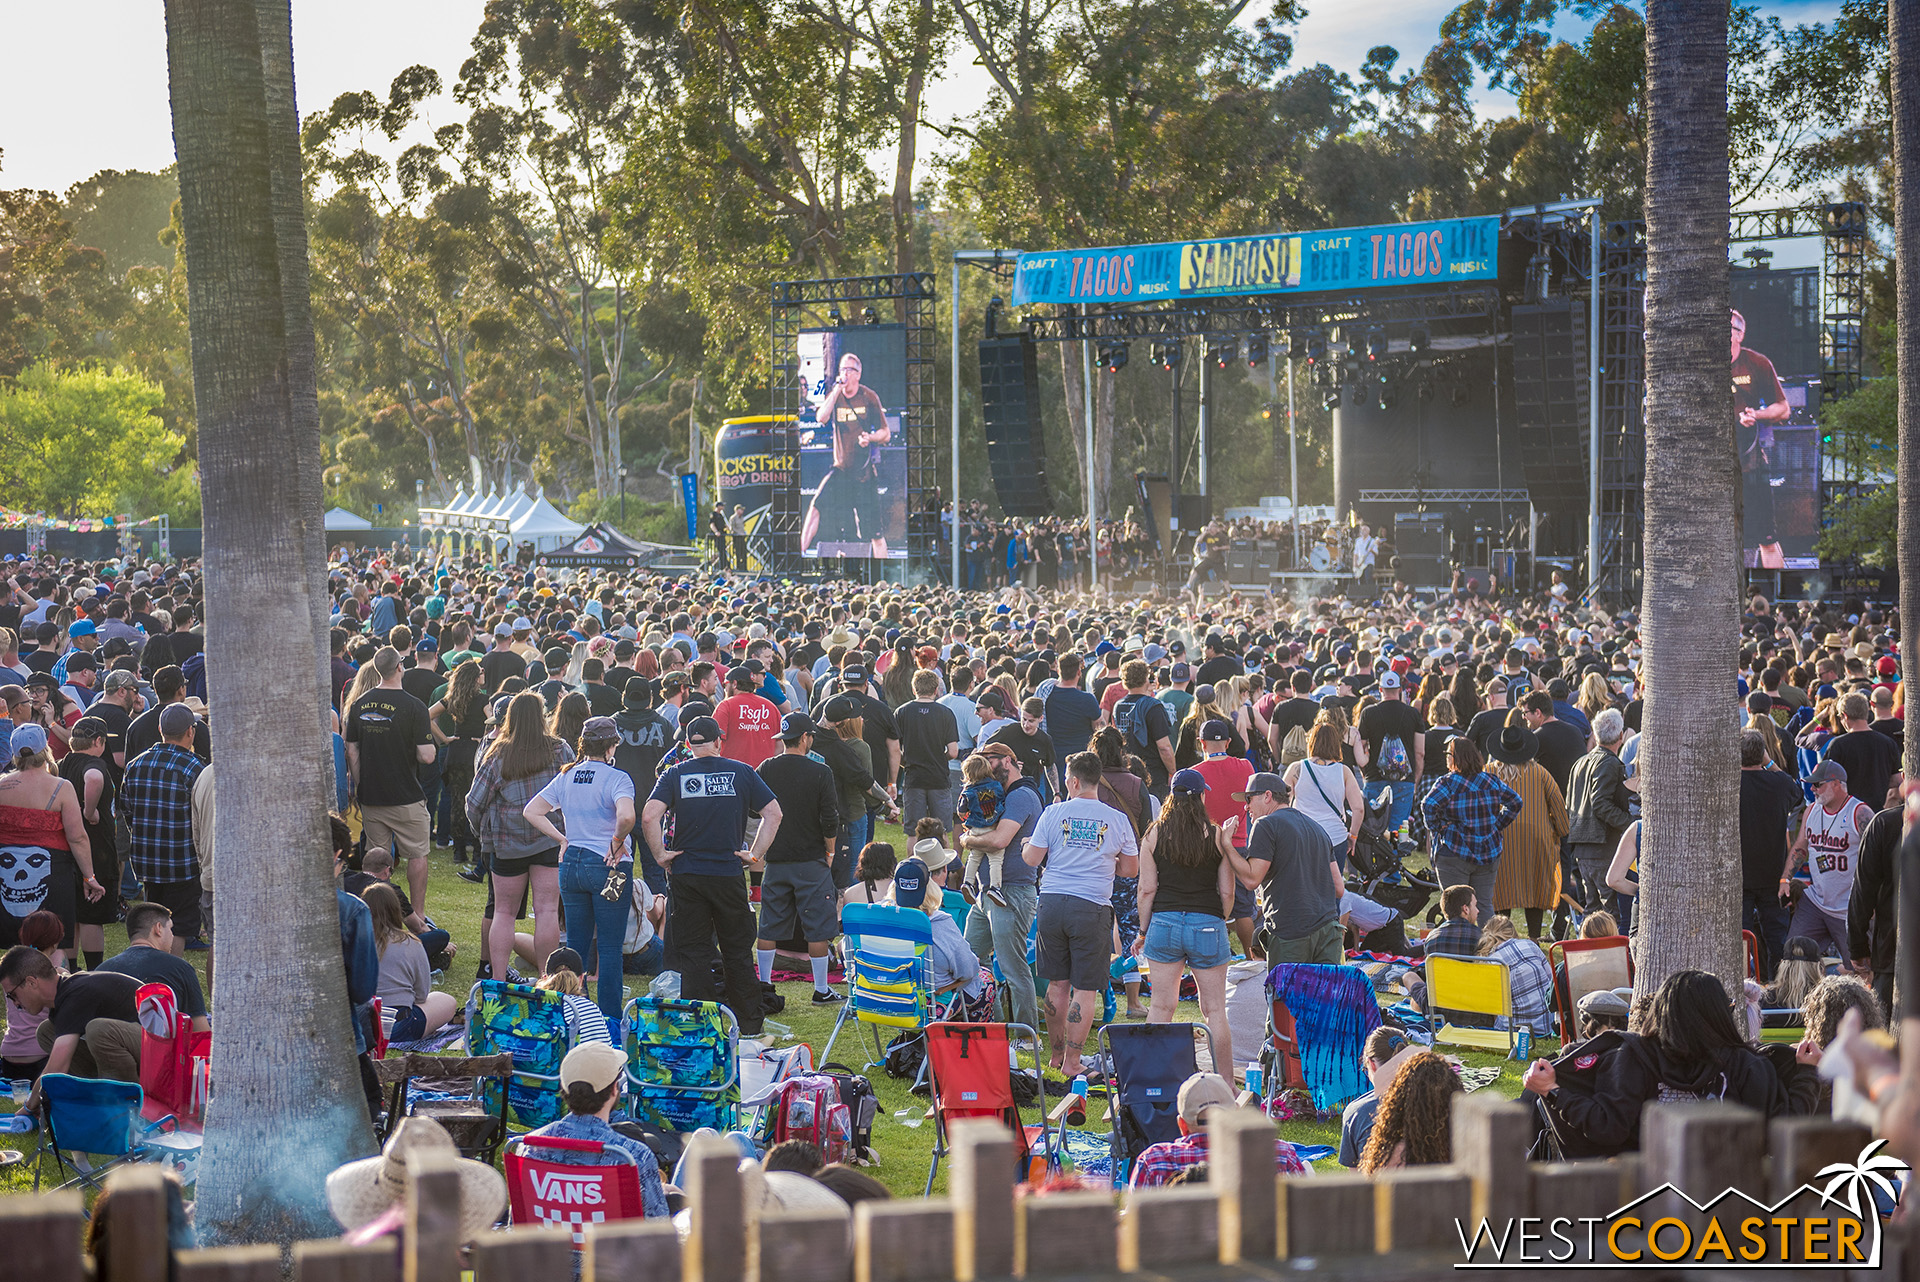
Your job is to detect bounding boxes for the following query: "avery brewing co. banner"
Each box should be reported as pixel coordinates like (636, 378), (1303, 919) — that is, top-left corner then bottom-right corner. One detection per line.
(1008, 215), (1499, 307)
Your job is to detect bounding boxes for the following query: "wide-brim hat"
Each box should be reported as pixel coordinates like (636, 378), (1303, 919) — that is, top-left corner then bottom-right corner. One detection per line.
(1488, 725), (1538, 767)
(326, 1117), (506, 1242)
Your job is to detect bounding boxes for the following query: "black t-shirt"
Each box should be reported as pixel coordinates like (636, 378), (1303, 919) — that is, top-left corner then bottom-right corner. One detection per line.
(1268, 697), (1321, 745)
(988, 723), (1057, 799)
(1465, 707), (1510, 752)
(125, 701), (210, 765)
(584, 682), (624, 719)
(894, 699), (960, 789)
(1534, 719), (1587, 794)
(757, 752), (840, 863)
(89, 700), (132, 772)
(790, 641), (826, 674)
(480, 648), (527, 693)
(400, 664), (443, 708)
(1738, 767), (1803, 892)
(1826, 729), (1900, 810)
(1357, 700), (1424, 782)
(346, 688), (432, 806)
(845, 691), (899, 785)
(1871, 717), (1905, 743)
(21, 650), (56, 676)
(1623, 697), (1644, 734)
(1091, 672), (1123, 702)
(613, 708), (673, 788)
(1195, 655), (1245, 688)
(49, 970), (141, 1039)
(97, 944), (208, 1018)
(1114, 694), (1175, 787)
(1043, 685), (1104, 759)
(57, 751), (116, 861)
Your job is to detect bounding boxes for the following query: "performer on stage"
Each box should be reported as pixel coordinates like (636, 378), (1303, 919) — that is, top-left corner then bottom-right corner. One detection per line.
(1731, 308), (1790, 571)
(802, 352), (892, 558)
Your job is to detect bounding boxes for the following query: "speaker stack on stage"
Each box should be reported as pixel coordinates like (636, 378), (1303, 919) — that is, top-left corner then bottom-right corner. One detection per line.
(1393, 512), (1450, 587)
(977, 335), (1053, 516)
(1510, 301), (1588, 508)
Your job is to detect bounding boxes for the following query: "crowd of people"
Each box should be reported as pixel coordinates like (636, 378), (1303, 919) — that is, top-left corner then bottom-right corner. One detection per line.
(0, 543), (1908, 1227)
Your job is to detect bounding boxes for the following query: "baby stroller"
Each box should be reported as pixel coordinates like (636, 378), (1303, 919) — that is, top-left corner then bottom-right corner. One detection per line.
(1348, 788), (1439, 922)
(1097, 1022), (1212, 1187)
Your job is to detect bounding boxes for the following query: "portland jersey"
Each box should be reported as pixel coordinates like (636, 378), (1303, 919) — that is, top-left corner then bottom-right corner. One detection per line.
(1804, 796), (1873, 914)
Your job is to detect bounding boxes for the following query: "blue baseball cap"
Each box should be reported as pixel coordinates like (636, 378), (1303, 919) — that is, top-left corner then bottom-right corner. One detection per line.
(68, 620), (96, 638)
(893, 858), (928, 908)
(1170, 768), (1210, 795)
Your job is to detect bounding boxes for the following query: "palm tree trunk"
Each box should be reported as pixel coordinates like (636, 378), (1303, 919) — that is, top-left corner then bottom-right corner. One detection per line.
(166, 0), (377, 1243)
(1636, 0), (1744, 997)
(1891, 0), (1920, 1021)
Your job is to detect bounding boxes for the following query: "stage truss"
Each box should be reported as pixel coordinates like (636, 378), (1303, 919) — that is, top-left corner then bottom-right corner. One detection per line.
(771, 274), (938, 579)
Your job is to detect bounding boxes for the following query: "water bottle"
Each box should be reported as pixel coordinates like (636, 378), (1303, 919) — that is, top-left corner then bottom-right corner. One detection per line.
(648, 970), (682, 1001)
(1245, 1065), (1264, 1101)
(1065, 1074), (1088, 1127)
(1512, 1023), (1533, 1064)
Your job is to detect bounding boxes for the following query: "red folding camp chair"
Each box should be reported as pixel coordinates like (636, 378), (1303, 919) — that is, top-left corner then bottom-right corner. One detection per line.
(1546, 937), (1633, 1039)
(504, 1135), (652, 1248)
(1264, 997), (1309, 1104)
(922, 1021), (1051, 1196)
(1743, 930), (1761, 981)
(136, 983), (209, 1131)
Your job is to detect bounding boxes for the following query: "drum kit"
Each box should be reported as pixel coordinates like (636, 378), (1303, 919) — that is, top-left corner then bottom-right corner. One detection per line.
(1307, 524), (1350, 573)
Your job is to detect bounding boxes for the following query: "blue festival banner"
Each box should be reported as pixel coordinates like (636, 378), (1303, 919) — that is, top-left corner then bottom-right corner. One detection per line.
(1008, 215), (1499, 307)
(680, 472), (700, 543)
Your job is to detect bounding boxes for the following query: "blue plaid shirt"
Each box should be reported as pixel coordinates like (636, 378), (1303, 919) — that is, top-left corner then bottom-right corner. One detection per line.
(121, 742), (204, 883)
(1420, 771), (1522, 865)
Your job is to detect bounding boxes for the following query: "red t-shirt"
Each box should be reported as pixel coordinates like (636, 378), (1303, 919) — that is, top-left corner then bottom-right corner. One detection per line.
(1100, 681), (1132, 716)
(1192, 753), (1254, 848)
(715, 692), (781, 768)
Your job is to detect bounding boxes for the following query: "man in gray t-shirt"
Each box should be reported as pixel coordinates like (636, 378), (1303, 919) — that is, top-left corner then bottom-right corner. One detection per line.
(957, 742), (1044, 1031)
(1230, 772), (1342, 965)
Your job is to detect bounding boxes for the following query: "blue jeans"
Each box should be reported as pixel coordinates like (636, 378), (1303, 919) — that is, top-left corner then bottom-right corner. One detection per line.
(560, 845), (632, 1024)
(834, 811), (872, 890)
(1364, 779), (1415, 835)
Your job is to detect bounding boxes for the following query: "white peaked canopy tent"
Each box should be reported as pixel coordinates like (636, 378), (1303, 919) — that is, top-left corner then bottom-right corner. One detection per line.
(323, 506), (374, 530)
(418, 484), (585, 557)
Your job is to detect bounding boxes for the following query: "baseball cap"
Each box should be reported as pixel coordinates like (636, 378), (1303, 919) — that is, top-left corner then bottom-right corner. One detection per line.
(1231, 772), (1289, 803)
(1806, 759), (1847, 786)
(1878, 656), (1898, 675)
(1781, 936), (1823, 964)
(101, 669), (139, 693)
(778, 712), (818, 741)
(559, 1041), (627, 1093)
(511, 617), (533, 633)
(545, 947), (586, 976)
(976, 688), (1012, 716)
(822, 694), (860, 723)
(8, 723), (47, 757)
(71, 715), (111, 740)
(893, 858), (928, 908)
(68, 619), (97, 638)
(1170, 767), (1210, 794)
(682, 715), (721, 745)
(1176, 1072), (1236, 1126)
(416, 635), (438, 653)
(1377, 670), (1403, 691)
(159, 703), (198, 739)
(1576, 989), (1631, 1020)
(493, 622), (513, 638)
(64, 652), (98, 672)
(977, 741), (1017, 763)
(580, 715), (620, 743)
(1169, 662), (1192, 682)
(842, 665), (868, 685)
(1199, 718), (1233, 743)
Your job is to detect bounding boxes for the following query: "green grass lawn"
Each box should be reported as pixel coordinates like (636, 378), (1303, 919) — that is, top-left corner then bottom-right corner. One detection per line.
(1, 821), (1537, 1203)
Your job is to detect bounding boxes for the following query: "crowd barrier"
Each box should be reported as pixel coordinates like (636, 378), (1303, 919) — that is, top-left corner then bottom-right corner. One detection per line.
(2, 1098), (1899, 1282)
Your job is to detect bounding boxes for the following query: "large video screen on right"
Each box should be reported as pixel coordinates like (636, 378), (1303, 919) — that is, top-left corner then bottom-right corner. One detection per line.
(1732, 266), (1822, 571)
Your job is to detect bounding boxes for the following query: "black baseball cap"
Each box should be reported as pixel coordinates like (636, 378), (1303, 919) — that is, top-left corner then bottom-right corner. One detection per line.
(778, 712), (818, 741)
(682, 715), (721, 745)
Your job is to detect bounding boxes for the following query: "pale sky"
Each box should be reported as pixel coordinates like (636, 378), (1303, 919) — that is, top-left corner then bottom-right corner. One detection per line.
(0, 0), (1845, 202)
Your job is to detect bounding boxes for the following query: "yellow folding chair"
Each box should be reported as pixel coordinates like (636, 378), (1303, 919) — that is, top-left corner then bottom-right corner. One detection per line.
(1425, 954), (1515, 1054)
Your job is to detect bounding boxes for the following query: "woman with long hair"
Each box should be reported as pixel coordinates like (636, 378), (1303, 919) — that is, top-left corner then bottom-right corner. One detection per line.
(0, 725), (99, 959)
(1448, 670), (1482, 725)
(341, 660), (382, 721)
(1092, 726), (1153, 1018)
(550, 691), (590, 754)
(363, 882), (457, 1040)
(466, 692), (572, 981)
(1359, 1051), (1461, 1173)
(429, 659), (487, 873)
(1176, 684), (1245, 767)
(817, 700), (892, 889)
(1419, 737), (1521, 913)
(1284, 717), (1362, 870)
(1133, 769), (1238, 1069)
(1575, 671), (1614, 738)
(1486, 726), (1568, 940)
(1761, 937), (1826, 1024)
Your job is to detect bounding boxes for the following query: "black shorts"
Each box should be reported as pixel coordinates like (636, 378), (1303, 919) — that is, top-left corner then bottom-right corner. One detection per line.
(144, 876), (203, 943)
(490, 846), (560, 879)
(756, 861), (839, 943)
(75, 842), (121, 927)
(1036, 892), (1113, 992)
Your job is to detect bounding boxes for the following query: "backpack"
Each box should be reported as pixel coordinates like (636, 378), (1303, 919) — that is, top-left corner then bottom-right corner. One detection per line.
(1278, 723), (1310, 767)
(819, 1063), (880, 1158)
(765, 1074), (853, 1164)
(1113, 694), (1157, 753)
(1377, 733), (1413, 781)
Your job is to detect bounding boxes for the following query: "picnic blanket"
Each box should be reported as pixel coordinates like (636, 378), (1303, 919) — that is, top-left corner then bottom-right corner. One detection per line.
(384, 1026), (466, 1056)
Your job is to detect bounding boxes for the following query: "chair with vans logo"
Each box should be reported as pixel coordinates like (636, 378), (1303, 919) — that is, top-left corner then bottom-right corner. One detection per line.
(504, 1135), (650, 1248)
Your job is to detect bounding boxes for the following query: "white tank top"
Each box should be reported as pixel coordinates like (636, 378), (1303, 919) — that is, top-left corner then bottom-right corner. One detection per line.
(1291, 758), (1352, 845)
(1804, 797), (1871, 915)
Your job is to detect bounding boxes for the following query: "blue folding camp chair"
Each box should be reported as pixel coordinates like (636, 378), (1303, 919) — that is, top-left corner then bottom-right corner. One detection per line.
(1097, 1022), (1211, 1187)
(466, 980), (573, 1132)
(822, 902), (934, 1069)
(35, 1074), (199, 1193)
(622, 996), (741, 1134)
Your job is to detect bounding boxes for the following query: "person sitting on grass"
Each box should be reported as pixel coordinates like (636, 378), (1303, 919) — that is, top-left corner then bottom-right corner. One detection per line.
(344, 847), (455, 972)
(1418, 884), (1482, 958)
(1358, 1050), (1461, 1173)
(362, 882), (458, 1043)
(538, 948), (613, 1045)
(1337, 1027), (1415, 1167)
(1129, 1072), (1309, 1188)
(520, 1041), (669, 1218)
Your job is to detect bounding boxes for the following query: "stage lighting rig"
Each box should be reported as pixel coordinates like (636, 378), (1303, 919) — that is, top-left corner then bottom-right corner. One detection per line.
(1366, 327), (1389, 362)
(1245, 332), (1269, 367)
(1375, 371), (1395, 411)
(829, 306), (844, 326)
(1305, 333), (1327, 366)
(1409, 324), (1431, 354)
(862, 306), (878, 324)
(1099, 338), (1130, 373)
(1288, 331), (1309, 361)
(1208, 335), (1237, 368)
(1153, 337), (1182, 370)
(1323, 388), (1341, 411)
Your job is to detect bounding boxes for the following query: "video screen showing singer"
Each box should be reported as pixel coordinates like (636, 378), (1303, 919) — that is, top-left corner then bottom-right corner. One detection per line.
(1731, 307), (1790, 570)
(802, 351), (893, 558)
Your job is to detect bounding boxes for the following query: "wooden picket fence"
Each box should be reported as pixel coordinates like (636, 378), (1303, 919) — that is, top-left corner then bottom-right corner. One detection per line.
(0, 1097), (1906, 1282)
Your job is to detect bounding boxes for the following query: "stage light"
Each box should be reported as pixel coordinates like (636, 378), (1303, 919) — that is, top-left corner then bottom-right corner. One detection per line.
(1153, 337), (1182, 370)
(1367, 328), (1389, 362)
(862, 306), (878, 324)
(1288, 331), (1308, 360)
(828, 306), (843, 326)
(1245, 332), (1270, 367)
(1323, 388), (1342, 411)
(1260, 403), (1276, 420)
(1409, 324), (1431, 354)
(1305, 333), (1326, 365)
(1376, 370), (1395, 410)
(1099, 338), (1130, 373)
(1209, 335), (1237, 368)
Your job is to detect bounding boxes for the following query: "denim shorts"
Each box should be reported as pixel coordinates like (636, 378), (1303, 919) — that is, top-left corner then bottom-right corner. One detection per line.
(1142, 911), (1232, 969)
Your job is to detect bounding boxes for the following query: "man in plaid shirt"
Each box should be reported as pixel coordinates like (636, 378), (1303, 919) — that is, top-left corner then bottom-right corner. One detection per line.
(1129, 1072), (1310, 1188)
(121, 703), (207, 954)
(1417, 884), (1483, 958)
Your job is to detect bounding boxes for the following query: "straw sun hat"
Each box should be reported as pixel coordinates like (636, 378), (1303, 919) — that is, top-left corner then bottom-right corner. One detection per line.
(326, 1117), (507, 1242)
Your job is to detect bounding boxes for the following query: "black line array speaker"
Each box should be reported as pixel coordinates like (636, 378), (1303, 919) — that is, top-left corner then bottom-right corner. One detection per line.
(978, 335), (1053, 516)
(1510, 302), (1589, 507)
(1395, 513), (1449, 558)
